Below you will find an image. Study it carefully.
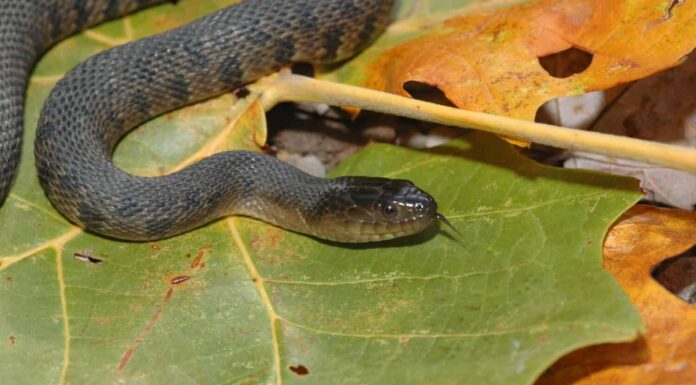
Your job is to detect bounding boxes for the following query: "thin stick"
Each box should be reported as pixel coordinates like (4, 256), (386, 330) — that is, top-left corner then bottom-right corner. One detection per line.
(261, 72), (696, 174)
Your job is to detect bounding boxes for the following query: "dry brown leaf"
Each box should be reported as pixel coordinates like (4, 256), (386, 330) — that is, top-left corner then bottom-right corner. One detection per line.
(365, 0), (696, 119)
(536, 205), (696, 385)
(535, 44), (696, 223)
(588, 50), (696, 145)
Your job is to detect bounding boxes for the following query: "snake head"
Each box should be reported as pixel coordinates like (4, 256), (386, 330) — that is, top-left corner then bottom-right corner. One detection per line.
(313, 177), (438, 242)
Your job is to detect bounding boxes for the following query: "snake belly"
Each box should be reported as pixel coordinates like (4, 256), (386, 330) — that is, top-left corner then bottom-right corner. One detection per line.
(2, 0), (439, 242)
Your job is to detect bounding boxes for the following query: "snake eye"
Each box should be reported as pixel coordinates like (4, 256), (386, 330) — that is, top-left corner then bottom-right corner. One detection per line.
(414, 202), (425, 213)
(380, 202), (398, 217)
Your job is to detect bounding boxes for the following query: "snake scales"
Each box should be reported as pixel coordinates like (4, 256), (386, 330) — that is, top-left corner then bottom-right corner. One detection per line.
(0, 0), (440, 242)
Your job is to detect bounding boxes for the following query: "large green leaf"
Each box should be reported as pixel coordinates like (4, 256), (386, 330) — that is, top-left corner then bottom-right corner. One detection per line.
(0, 1), (642, 384)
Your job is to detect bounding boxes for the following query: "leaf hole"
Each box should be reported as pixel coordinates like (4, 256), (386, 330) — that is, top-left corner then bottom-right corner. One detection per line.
(234, 87), (250, 99)
(652, 245), (696, 305)
(289, 364), (310, 376)
(291, 63), (315, 77)
(403, 81), (457, 107)
(73, 252), (103, 264)
(170, 275), (190, 285)
(538, 47), (593, 78)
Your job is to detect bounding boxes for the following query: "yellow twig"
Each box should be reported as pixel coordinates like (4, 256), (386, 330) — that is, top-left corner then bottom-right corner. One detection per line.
(261, 72), (696, 174)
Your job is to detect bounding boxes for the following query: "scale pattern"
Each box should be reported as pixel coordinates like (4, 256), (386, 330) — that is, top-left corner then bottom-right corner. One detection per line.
(3, 0), (438, 242)
(0, 0), (168, 205)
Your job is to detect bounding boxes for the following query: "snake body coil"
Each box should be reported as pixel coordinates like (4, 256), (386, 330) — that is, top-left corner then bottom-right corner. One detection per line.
(0, 0), (439, 242)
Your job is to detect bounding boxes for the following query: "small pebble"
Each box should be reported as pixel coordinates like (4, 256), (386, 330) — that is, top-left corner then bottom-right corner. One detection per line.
(363, 125), (396, 142)
(425, 126), (463, 148)
(277, 150), (326, 177)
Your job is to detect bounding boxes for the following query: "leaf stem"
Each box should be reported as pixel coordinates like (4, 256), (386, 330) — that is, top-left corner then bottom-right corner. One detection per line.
(261, 72), (696, 174)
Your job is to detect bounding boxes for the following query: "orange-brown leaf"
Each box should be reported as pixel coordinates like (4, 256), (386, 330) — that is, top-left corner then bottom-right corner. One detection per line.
(365, 0), (696, 119)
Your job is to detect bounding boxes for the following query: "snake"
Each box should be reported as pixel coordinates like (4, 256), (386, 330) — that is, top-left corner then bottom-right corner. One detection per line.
(0, 0), (443, 242)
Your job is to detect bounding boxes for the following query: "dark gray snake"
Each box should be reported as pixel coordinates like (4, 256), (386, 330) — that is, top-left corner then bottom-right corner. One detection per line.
(0, 0), (440, 242)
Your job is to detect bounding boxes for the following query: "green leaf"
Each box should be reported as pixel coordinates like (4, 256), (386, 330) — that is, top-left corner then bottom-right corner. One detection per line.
(0, 1), (642, 385)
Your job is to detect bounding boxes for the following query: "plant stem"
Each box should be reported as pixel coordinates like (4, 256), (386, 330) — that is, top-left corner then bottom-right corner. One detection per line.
(261, 72), (696, 174)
